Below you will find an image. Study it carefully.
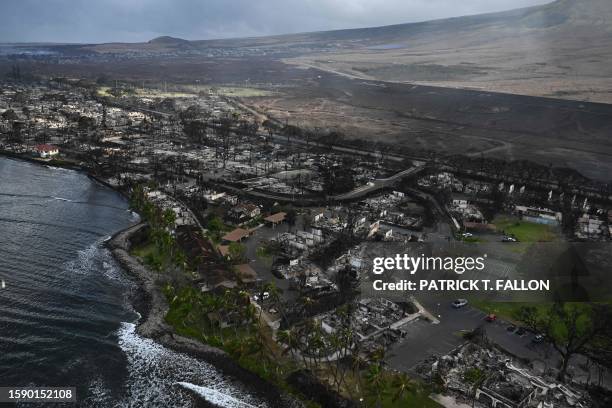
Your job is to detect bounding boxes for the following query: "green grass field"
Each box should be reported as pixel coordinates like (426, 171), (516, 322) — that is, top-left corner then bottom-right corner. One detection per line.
(461, 236), (484, 243)
(492, 216), (558, 242)
(97, 86), (197, 98)
(470, 300), (603, 335)
(130, 242), (156, 258)
(214, 86), (275, 97)
(470, 300), (546, 323)
(365, 379), (441, 408)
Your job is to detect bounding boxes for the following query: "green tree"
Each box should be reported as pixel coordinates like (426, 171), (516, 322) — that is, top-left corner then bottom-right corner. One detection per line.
(365, 363), (387, 408)
(162, 208), (176, 228)
(514, 302), (612, 382)
(277, 328), (299, 361)
(392, 373), (418, 404)
(464, 368), (486, 407)
(208, 217), (223, 231)
(228, 242), (246, 262)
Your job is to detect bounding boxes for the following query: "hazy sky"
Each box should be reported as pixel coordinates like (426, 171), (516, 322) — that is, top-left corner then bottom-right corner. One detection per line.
(2, 0), (552, 43)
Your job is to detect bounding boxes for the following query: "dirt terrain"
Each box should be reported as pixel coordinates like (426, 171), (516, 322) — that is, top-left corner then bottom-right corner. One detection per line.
(288, 0), (612, 104)
(245, 69), (612, 181)
(9, 1), (612, 104)
(3, 0), (612, 181)
(5, 53), (611, 181)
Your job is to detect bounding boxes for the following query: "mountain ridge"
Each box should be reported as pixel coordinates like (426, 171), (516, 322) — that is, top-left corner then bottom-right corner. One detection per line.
(4, 0), (612, 103)
(131, 0), (612, 49)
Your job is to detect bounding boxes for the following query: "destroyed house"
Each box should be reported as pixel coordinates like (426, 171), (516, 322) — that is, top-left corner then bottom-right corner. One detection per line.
(227, 203), (260, 223)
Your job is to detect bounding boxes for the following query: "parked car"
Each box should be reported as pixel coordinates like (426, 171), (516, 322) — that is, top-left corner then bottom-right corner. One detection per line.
(485, 313), (497, 322)
(532, 334), (545, 343)
(452, 299), (468, 308)
(506, 325), (517, 333)
(515, 327), (527, 336)
(253, 292), (270, 302)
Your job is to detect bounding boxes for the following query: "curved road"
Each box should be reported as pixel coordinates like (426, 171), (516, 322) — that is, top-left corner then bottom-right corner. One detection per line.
(332, 164), (424, 201)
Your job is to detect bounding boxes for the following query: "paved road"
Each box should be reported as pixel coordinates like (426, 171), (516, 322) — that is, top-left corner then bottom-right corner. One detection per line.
(205, 165), (424, 205)
(332, 165), (425, 201)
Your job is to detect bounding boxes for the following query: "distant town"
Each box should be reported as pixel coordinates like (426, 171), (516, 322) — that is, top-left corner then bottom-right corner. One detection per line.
(2, 76), (612, 408)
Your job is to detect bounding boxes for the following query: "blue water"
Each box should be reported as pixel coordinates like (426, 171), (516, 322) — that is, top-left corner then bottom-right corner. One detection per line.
(0, 157), (266, 407)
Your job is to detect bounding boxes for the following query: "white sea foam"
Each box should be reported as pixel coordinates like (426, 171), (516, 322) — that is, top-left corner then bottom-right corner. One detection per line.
(45, 165), (71, 172)
(63, 241), (131, 285)
(177, 382), (260, 408)
(52, 196), (73, 202)
(80, 376), (115, 407)
(64, 243), (98, 276)
(100, 254), (130, 283)
(116, 322), (267, 408)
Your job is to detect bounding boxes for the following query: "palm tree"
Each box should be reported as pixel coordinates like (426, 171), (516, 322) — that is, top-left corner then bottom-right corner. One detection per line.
(300, 296), (314, 317)
(370, 346), (386, 365)
(300, 319), (325, 370)
(277, 328), (299, 361)
(237, 289), (250, 305)
(221, 290), (236, 330)
(162, 208), (176, 228)
(350, 344), (366, 401)
(266, 281), (285, 322)
(365, 363), (387, 408)
(391, 373), (417, 404)
(469, 370), (487, 408)
(231, 336), (254, 359)
(174, 250), (187, 271)
(208, 295), (225, 343)
(328, 333), (345, 392)
(332, 327), (354, 393)
(244, 303), (257, 335)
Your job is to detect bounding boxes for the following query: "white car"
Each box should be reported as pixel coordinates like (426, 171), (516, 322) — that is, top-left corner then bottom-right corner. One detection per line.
(253, 292), (270, 302)
(452, 299), (468, 308)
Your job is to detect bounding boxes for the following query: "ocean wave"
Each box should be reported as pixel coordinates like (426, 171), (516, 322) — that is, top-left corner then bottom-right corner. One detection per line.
(45, 165), (71, 172)
(0, 192), (128, 211)
(80, 376), (116, 407)
(52, 196), (73, 202)
(116, 322), (267, 408)
(64, 243), (98, 277)
(177, 382), (261, 408)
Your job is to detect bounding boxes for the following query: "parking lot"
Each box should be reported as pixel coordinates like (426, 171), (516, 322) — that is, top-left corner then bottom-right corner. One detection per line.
(387, 301), (555, 374)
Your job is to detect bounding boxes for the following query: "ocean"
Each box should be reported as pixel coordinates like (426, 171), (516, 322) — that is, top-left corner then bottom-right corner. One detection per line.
(0, 157), (266, 407)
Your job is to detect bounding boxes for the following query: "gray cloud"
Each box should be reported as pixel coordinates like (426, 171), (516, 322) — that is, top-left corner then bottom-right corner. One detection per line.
(1, 0), (551, 43)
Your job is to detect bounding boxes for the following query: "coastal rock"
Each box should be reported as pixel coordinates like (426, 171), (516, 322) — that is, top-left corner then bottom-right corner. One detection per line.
(108, 223), (305, 408)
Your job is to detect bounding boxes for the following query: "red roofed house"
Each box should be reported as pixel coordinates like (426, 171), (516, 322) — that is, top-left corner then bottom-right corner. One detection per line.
(217, 245), (231, 258)
(264, 212), (286, 227)
(36, 144), (59, 158)
(235, 264), (258, 283)
(221, 228), (251, 243)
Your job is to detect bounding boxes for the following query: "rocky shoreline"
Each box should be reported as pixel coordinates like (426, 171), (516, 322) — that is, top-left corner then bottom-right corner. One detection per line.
(107, 223), (303, 408)
(3, 152), (311, 408)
